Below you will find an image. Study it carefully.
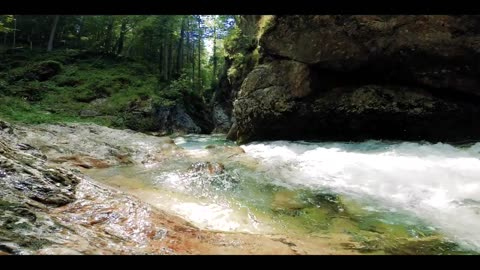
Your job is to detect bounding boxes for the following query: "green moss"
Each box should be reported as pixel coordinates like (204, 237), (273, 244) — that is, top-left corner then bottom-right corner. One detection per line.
(252, 48), (261, 66)
(256, 15), (275, 40)
(384, 237), (476, 255)
(0, 50), (170, 129)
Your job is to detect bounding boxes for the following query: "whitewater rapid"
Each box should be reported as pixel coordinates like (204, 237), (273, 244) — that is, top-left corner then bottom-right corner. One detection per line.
(241, 140), (480, 250)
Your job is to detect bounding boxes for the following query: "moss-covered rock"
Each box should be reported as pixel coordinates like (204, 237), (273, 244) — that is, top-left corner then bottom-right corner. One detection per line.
(24, 60), (62, 81)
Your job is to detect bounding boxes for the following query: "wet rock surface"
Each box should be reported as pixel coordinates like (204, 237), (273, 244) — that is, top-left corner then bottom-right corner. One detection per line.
(9, 122), (180, 168)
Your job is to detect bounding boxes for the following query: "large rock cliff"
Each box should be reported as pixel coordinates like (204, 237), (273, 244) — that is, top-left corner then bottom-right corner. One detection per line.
(211, 16), (261, 133)
(227, 15), (480, 143)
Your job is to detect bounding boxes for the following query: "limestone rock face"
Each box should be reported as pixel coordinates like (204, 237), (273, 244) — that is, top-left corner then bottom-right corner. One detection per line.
(228, 15), (480, 143)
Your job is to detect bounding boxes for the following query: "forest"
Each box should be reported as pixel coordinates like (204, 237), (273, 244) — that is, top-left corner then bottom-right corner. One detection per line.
(0, 15), (236, 86)
(0, 15), (248, 133)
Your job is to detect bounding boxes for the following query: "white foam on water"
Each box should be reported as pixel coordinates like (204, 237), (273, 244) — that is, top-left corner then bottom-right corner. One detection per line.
(173, 137), (186, 145)
(241, 140), (480, 250)
(170, 202), (260, 232)
(150, 172), (267, 233)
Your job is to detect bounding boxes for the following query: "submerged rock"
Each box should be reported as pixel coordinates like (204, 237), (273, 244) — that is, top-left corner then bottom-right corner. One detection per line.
(271, 190), (307, 211)
(190, 162), (225, 175)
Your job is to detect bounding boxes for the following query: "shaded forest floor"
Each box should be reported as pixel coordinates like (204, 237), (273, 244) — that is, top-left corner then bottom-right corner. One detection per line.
(0, 49), (211, 133)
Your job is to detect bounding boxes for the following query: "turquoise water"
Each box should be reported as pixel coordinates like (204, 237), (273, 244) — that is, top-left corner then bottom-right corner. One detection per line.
(173, 134), (236, 150)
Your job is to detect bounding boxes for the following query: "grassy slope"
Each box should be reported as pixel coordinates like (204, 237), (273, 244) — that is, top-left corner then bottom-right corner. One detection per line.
(0, 49), (178, 128)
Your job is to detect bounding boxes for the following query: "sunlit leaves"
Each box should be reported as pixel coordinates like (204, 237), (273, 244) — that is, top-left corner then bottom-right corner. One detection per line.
(0, 15), (14, 33)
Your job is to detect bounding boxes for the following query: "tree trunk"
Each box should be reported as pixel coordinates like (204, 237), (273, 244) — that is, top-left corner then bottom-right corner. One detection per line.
(212, 23), (217, 87)
(104, 16), (114, 53)
(185, 19), (190, 65)
(176, 17), (186, 77)
(158, 42), (163, 80)
(116, 19), (128, 55)
(168, 37), (173, 80)
(191, 32), (195, 89)
(162, 38), (169, 81)
(12, 15), (16, 49)
(58, 23), (65, 44)
(197, 18), (202, 92)
(76, 16), (84, 48)
(47, 15), (60, 52)
(30, 25), (34, 50)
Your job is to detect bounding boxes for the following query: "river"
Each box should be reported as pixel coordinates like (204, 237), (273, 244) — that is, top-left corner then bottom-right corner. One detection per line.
(85, 134), (480, 254)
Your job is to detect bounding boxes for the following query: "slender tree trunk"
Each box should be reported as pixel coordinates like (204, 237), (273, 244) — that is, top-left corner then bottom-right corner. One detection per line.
(167, 37), (173, 80)
(157, 43), (163, 80)
(30, 26), (34, 50)
(185, 19), (190, 65)
(76, 16), (84, 48)
(116, 19), (128, 55)
(104, 16), (114, 53)
(58, 24), (65, 44)
(3, 32), (7, 46)
(47, 15), (60, 52)
(158, 42), (163, 80)
(197, 18), (202, 92)
(176, 17), (185, 77)
(212, 24), (217, 86)
(191, 32), (195, 90)
(12, 16), (16, 49)
(162, 38), (168, 81)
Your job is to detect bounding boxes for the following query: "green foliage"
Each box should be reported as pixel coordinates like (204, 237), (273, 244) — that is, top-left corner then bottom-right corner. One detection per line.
(0, 15), (238, 129)
(224, 26), (251, 57)
(223, 21), (259, 87)
(0, 79), (7, 93)
(3, 15), (237, 95)
(0, 95), (108, 126)
(167, 73), (191, 94)
(0, 50), (160, 127)
(0, 15), (13, 33)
